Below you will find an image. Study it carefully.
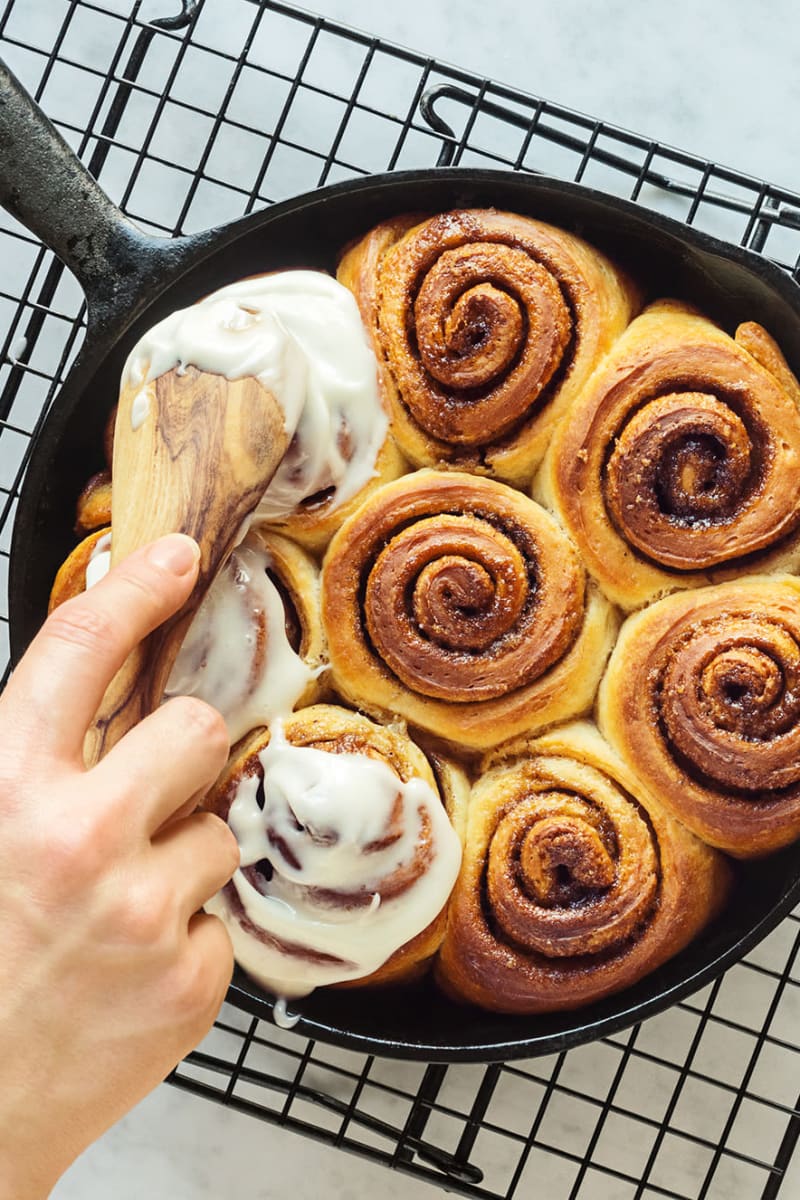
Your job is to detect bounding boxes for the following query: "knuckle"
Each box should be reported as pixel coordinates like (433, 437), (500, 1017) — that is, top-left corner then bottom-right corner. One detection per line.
(45, 600), (118, 658)
(171, 943), (230, 1026)
(113, 882), (173, 947)
(196, 811), (240, 878)
(169, 697), (229, 751)
(39, 813), (107, 893)
(112, 565), (164, 609)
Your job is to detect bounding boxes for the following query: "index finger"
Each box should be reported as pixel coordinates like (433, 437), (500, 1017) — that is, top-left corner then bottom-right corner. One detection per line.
(4, 534), (200, 764)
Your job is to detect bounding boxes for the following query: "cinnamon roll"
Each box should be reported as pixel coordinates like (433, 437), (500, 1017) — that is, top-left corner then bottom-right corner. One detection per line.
(49, 527), (111, 612)
(164, 526), (326, 742)
(49, 525), (326, 742)
(207, 270), (402, 556)
(338, 209), (638, 487)
(203, 704), (465, 997)
(436, 722), (731, 1013)
(255, 432), (407, 556)
(598, 576), (800, 856)
(321, 470), (618, 749)
(536, 301), (800, 609)
(75, 471), (112, 534)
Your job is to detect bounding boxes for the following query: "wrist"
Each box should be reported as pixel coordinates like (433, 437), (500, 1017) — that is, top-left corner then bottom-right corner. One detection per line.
(0, 1091), (75, 1200)
(0, 1146), (63, 1200)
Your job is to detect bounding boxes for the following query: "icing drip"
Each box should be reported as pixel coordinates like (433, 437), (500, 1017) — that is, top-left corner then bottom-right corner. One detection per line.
(272, 998), (301, 1030)
(122, 271), (386, 518)
(130, 386), (152, 431)
(205, 722), (462, 998)
(85, 532), (112, 590)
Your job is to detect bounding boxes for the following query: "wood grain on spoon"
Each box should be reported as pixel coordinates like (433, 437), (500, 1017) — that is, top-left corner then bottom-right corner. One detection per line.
(85, 364), (290, 765)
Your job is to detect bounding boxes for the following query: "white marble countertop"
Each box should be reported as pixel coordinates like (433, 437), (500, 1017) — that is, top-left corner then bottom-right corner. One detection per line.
(3, 0), (797, 1196)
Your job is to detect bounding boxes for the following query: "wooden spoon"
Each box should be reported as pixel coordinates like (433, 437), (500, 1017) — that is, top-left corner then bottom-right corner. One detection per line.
(84, 364), (290, 765)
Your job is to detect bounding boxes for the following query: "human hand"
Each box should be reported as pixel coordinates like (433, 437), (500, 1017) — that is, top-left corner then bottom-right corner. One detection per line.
(0, 535), (238, 1200)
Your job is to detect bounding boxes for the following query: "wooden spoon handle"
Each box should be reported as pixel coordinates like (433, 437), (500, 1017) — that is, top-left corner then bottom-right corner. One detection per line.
(85, 366), (290, 765)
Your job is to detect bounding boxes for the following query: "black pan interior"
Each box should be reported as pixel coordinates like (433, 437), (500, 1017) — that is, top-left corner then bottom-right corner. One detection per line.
(10, 168), (800, 1060)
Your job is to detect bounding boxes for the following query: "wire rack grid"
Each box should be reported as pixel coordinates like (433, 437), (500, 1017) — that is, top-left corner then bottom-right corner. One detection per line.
(0, 2), (798, 1198)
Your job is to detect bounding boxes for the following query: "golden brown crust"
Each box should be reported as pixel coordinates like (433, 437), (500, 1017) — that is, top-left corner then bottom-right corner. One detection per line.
(536, 301), (800, 610)
(436, 722), (731, 1012)
(597, 576), (800, 856)
(75, 471), (112, 534)
(338, 209), (639, 487)
(205, 704), (467, 987)
(239, 525), (326, 699)
(321, 470), (618, 749)
(48, 527), (109, 612)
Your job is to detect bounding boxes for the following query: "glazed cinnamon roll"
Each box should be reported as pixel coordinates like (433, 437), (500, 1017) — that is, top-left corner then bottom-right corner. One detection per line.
(49, 525), (326, 742)
(436, 722), (731, 1013)
(203, 704), (466, 997)
(164, 526), (326, 742)
(255, 433), (407, 555)
(217, 269), (405, 555)
(338, 209), (638, 487)
(321, 471), (617, 750)
(598, 576), (800, 856)
(537, 301), (800, 609)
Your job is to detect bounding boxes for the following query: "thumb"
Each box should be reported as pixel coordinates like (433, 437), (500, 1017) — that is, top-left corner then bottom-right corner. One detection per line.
(4, 534), (200, 764)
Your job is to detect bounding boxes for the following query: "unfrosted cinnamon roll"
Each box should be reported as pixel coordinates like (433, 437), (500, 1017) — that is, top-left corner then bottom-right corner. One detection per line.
(321, 470), (617, 749)
(338, 209), (638, 487)
(203, 704), (466, 997)
(75, 471), (112, 534)
(536, 301), (800, 609)
(436, 722), (731, 1013)
(598, 576), (800, 856)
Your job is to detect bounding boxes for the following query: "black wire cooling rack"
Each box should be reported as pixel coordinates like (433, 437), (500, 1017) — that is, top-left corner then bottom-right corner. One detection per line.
(1, 2), (799, 1198)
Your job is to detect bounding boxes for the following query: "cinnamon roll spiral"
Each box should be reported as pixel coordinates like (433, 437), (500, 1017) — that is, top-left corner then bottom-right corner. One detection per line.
(203, 704), (466, 996)
(598, 576), (800, 856)
(436, 722), (730, 1013)
(537, 301), (800, 609)
(338, 210), (638, 486)
(321, 471), (617, 749)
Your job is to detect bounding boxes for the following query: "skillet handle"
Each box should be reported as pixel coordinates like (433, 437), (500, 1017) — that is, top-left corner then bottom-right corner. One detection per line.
(0, 59), (187, 330)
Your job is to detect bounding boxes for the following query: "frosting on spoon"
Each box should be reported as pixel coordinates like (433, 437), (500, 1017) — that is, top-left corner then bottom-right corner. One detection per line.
(122, 270), (386, 518)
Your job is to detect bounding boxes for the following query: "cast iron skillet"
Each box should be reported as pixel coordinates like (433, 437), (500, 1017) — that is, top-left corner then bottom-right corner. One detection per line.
(3, 62), (800, 1062)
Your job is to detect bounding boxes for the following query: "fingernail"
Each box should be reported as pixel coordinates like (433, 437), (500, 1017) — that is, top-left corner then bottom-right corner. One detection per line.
(147, 534), (200, 576)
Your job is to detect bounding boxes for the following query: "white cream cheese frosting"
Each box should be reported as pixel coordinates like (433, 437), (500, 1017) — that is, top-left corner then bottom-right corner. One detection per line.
(164, 536), (321, 742)
(204, 721), (463, 999)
